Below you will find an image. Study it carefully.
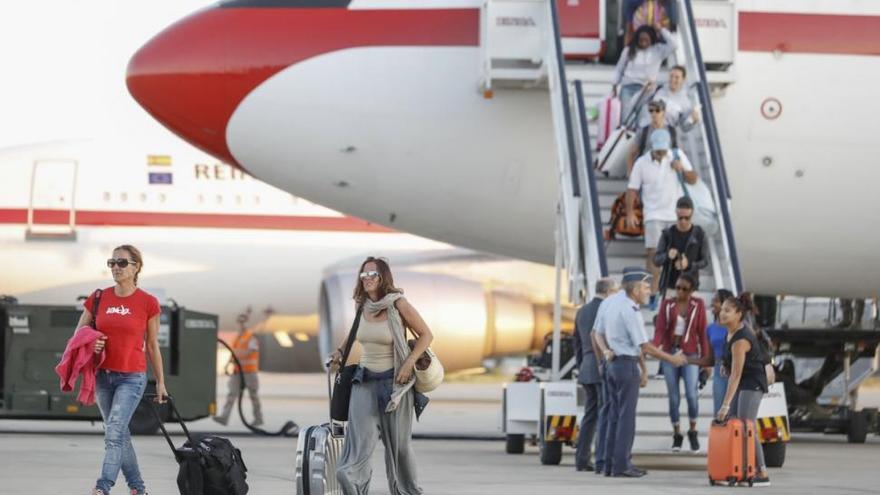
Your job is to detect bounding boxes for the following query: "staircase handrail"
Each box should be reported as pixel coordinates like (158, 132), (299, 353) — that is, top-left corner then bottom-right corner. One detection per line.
(680, 0), (743, 293)
(573, 80), (609, 278)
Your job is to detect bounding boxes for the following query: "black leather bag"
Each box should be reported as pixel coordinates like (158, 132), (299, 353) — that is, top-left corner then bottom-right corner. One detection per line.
(151, 395), (249, 495)
(330, 308), (362, 422)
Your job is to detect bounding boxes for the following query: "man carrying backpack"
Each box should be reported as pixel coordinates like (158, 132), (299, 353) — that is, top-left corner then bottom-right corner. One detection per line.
(653, 196), (709, 295)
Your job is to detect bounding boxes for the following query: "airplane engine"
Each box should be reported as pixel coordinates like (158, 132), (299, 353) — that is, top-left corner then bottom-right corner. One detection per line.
(319, 269), (569, 373)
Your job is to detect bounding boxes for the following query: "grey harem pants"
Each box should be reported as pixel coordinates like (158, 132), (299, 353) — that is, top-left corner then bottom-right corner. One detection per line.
(336, 375), (422, 495)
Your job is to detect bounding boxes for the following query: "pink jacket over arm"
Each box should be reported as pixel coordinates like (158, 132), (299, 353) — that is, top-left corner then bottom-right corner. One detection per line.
(55, 326), (106, 405)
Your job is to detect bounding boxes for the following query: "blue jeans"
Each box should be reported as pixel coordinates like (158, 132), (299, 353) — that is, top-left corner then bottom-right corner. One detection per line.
(95, 371), (147, 494)
(661, 360), (699, 426)
(619, 83), (644, 123)
(712, 362), (729, 415)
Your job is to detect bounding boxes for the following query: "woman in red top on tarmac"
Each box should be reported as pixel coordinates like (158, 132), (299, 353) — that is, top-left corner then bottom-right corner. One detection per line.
(75, 244), (167, 495)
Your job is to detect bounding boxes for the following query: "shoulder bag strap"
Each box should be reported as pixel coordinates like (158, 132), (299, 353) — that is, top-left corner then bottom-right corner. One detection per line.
(90, 289), (103, 330)
(339, 307), (363, 367)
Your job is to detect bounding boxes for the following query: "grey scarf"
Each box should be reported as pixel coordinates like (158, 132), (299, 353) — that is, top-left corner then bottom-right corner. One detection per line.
(362, 292), (415, 412)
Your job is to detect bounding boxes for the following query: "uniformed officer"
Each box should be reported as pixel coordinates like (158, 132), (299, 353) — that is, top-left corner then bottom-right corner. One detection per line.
(573, 277), (620, 472)
(595, 267), (687, 477)
(591, 285), (626, 475)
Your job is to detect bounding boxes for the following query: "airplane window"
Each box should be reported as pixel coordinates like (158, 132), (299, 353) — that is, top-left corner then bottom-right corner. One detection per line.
(103, 192), (110, 202)
(198, 194), (205, 204)
(216, 194), (223, 204)
(159, 193), (166, 203)
(254, 195), (261, 205)
(120, 192), (128, 202)
(235, 195), (242, 205)
(139, 193), (147, 203)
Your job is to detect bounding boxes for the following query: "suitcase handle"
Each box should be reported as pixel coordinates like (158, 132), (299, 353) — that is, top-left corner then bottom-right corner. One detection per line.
(146, 394), (195, 456)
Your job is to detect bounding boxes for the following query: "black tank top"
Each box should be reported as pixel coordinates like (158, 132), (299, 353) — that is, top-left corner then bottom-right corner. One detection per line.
(723, 326), (768, 393)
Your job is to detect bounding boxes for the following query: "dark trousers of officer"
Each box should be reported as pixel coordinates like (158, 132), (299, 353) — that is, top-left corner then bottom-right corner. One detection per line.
(594, 365), (612, 473)
(575, 382), (602, 470)
(606, 357), (641, 475)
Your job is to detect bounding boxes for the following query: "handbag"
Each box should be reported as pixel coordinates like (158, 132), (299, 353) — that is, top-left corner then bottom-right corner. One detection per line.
(329, 308), (362, 422)
(607, 191), (644, 239)
(406, 328), (444, 394)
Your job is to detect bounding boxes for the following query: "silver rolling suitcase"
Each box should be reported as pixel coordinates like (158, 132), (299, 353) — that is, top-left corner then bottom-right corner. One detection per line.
(596, 127), (635, 178)
(295, 368), (346, 495)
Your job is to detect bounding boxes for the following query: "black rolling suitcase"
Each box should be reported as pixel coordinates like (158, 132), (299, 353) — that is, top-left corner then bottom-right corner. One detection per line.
(150, 395), (249, 495)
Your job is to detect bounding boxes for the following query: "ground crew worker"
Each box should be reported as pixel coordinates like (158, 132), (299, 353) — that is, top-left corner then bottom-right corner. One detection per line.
(214, 315), (264, 426)
(573, 277), (620, 472)
(594, 267), (687, 477)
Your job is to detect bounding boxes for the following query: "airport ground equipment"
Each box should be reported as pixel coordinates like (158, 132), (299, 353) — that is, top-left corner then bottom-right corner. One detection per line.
(488, 0), (742, 460)
(0, 297), (218, 434)
(768, 329), (880, 444)
(501, 372), (584, 465)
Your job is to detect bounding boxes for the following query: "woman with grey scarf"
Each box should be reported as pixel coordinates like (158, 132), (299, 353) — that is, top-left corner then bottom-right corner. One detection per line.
(330, 256), (433, 495)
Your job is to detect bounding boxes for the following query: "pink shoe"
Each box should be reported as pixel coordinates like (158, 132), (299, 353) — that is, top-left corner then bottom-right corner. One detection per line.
(130, 490), (148, 495)
(90, 490), (107, 495)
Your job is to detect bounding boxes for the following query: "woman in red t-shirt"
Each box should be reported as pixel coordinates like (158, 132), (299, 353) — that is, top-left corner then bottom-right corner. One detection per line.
(75, 244), (167, 495)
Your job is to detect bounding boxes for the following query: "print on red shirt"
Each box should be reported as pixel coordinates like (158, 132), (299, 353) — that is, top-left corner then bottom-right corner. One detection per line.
(85, 287), (161, 373)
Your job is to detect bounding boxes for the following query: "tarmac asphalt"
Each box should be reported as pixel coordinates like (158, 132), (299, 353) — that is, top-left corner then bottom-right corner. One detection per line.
(2, 373), (878, 494)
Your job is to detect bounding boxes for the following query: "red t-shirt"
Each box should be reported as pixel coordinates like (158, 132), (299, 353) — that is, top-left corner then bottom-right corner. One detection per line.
(85, 287), (161, 373)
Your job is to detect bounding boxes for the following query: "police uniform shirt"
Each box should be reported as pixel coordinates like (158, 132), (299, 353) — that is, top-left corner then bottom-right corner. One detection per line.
(596, 293), (649, 357)
(593, 290), (625, 335)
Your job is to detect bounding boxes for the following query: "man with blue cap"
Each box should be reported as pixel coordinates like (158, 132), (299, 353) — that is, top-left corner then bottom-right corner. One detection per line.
(624, 128), (698, 309)
(594, 267), (687, 477)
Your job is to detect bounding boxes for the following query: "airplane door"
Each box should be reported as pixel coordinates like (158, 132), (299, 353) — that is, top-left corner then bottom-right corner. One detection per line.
(27, 159), (78, 240)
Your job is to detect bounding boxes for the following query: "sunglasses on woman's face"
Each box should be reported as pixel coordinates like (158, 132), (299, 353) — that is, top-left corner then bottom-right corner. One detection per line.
(648, 107), (663, 113)
(107, 258), (136, 268)
(359, 271), (380, 280)
(675, 285), (693, 292)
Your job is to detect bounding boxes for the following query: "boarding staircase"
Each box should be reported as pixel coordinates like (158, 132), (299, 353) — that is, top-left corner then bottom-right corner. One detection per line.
(481, 0), (741, 453)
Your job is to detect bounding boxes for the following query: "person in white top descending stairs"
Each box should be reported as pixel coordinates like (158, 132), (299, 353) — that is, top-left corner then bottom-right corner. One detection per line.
(625, 129), (698, 309)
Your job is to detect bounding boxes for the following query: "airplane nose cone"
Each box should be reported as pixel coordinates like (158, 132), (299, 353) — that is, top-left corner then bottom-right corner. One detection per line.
(127, 4), (479, 168)
(127, 7), (238, 164)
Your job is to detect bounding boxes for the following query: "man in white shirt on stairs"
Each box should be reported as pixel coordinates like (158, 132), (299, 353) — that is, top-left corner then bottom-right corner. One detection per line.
(624, 128), (697, 309)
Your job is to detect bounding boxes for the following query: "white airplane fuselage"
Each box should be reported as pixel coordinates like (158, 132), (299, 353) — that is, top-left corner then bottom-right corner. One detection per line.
(0, 140), (448, 332)
(126, 1), (880, 298)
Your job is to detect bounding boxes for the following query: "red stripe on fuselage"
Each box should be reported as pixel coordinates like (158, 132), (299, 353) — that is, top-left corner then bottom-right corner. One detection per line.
(739, 12), (880, 56)
(126, 7), (478, 167)
(0, 208), (394, 233)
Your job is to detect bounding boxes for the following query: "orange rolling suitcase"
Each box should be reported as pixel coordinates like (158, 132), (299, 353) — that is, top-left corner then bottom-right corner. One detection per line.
(708, 418), (756, 487)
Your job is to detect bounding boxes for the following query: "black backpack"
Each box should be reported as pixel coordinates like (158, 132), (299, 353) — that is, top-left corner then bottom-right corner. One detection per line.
(152, 396), (249, 495)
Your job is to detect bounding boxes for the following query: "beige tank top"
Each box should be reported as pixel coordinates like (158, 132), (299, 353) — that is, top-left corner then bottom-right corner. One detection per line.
(357, 317), (394, 372)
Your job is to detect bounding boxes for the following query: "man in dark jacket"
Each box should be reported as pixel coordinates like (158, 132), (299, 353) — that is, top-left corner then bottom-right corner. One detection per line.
(653, 196), (708, 292)
(573, 277), (620, 472)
